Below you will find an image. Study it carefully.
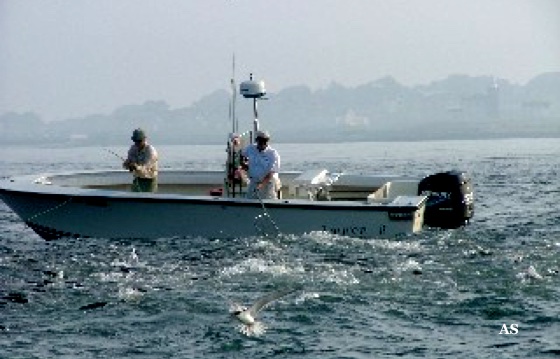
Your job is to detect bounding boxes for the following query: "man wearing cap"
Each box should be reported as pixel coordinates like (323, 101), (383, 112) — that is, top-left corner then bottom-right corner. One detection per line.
(241, 130), (281, 199)
(123, 128), (159, 192)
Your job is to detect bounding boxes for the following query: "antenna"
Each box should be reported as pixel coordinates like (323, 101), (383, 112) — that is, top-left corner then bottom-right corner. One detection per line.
(239, 73), (266, 136)
(230, 53), (238, 133)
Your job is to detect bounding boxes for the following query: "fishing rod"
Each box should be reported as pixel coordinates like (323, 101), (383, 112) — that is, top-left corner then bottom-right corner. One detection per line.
(104, 148), (126, 162)
(104, 148), (140, 176)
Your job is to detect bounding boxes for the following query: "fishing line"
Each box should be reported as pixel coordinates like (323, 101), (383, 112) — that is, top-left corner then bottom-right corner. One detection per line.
(104, 148), (281, 236)
(253, 189), (281, 237)
(26, 149), (122, 228)
(26, 197), (73, 222)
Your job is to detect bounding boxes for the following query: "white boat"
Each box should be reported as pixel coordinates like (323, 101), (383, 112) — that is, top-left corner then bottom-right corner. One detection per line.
(0, 74), (474, 241)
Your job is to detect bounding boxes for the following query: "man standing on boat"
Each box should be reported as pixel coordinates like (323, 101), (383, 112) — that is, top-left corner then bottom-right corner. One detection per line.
(242, 130), (281, 199)
(123, 128), (159, 192)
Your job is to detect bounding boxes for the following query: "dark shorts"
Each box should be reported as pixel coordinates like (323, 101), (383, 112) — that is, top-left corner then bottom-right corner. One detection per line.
(132, 177), (158, 192)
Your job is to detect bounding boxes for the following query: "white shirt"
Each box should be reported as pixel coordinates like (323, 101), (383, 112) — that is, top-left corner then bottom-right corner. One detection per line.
(242, 143), (280, 183)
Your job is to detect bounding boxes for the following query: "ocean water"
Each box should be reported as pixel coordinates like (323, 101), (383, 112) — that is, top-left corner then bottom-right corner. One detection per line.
(1, 138), (559, 358)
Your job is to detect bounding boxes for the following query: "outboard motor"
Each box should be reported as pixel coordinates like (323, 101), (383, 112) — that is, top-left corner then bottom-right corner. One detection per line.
(418, 170), (474, 229)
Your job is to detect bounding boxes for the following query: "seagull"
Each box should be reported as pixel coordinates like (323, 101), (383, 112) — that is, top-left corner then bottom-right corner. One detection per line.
(526, 265), (543, 280)
(516, 265), (544, 281)
(230, 287), (296, 337)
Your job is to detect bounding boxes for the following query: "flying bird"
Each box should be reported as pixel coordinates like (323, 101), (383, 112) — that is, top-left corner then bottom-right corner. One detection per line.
(230, 287), (297, 337)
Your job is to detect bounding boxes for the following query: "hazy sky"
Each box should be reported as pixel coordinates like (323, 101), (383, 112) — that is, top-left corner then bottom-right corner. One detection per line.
(1, 0), (559, 122)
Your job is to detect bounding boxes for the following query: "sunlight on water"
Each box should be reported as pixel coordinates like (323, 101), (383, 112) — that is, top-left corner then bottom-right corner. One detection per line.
(367, 238), (424, 252)
(219, 258), (305, 277)
(294, 291), (321, 305)
(316, 266), (360, 286)
(117, 286), (145, 302)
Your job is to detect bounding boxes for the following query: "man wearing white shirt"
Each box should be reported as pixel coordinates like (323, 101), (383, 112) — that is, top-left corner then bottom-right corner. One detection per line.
(242, 130), (281, 199)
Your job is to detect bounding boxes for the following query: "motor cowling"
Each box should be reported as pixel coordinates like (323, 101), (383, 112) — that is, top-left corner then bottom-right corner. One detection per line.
(418, 170), (474, 229)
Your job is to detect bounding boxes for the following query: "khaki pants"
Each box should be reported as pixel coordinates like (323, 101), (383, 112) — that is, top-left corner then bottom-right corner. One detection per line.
(246, 177), (281, 199)
(132, 177), (158, 192)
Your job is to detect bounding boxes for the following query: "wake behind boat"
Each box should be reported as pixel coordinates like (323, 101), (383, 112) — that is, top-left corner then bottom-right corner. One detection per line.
(0, 74), (474, 241)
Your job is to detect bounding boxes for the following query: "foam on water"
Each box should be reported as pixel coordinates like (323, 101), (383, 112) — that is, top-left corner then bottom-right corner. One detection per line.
(219, 257), (306, 277)
(117, 286), (145, 302)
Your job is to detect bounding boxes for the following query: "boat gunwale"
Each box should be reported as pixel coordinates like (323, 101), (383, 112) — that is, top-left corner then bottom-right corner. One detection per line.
(0, 187), (426, 212)
(0, 171), (427, 211)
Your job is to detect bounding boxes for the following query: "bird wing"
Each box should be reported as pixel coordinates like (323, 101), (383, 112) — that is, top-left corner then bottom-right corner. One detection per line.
(229, 301), (245, 313)
(248, 287), (297, 316)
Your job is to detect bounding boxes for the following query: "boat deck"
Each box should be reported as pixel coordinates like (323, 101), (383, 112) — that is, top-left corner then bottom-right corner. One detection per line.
(44, 169), (421, 203)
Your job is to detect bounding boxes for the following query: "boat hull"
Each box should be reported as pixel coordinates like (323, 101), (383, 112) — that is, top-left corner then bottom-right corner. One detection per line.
(0, 173), (426, 240)
(0, 188), (424, 240)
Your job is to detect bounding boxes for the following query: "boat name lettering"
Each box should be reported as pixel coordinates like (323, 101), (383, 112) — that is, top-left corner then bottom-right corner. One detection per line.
(321, 225), (366, 236)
